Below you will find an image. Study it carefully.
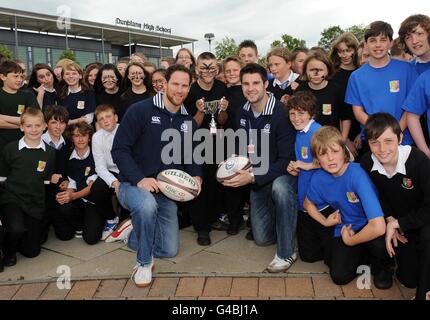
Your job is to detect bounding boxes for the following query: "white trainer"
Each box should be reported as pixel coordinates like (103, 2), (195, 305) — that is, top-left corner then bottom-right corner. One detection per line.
(267, 252), (297, 273)
(132, 261), (154, 288)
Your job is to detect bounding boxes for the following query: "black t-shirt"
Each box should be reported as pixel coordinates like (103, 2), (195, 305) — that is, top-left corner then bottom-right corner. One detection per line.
(226, 85), (246, 130)
(184, 79), (228, 129)
(296, 81), (344, 128)
(332, 68), (361, 140)
(96, 90), (123, 121)
(120, 89), (151, 120)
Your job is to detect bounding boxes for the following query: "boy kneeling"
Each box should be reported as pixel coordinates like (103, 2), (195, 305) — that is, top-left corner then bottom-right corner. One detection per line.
(304, 126), (394, 289)
(361, 113), (430, 300)
(0, 108), (55, 267)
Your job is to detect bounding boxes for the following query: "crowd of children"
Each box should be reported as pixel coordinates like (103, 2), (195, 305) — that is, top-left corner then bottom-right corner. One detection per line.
(0, 14), (429, 299)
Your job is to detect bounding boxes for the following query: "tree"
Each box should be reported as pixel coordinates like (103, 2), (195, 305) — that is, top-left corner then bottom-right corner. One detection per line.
(214, 37), (238, 60)
(318, 26), (344, 51)
(58, 49), (78, 63)
(0, 44), (13, 60)
(346, 24), (366, 42)
(271, 34), (306, 51)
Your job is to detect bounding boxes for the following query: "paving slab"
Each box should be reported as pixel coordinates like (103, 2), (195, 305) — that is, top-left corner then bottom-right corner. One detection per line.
(42, 236), (126, 261)
(0, 249), (81, 283)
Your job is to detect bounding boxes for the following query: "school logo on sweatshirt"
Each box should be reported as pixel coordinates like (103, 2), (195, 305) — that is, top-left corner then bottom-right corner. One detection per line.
(77, 101), (85, 109)
(84, 166), (91, 176)
(37, 161), (46, 172)
(389, 80), (400, 93)
(240, 119), (247, 127)
(346, 192), (360, 203)
(322, 104), (332, 115)
(263, 124), (271, 133)
(301, 147), (308, 160)
(401, 178), (414, 190)
(17, 105), (25, 115)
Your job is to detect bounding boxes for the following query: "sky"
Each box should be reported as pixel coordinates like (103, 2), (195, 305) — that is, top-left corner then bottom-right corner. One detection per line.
(1, 0), (429, 57)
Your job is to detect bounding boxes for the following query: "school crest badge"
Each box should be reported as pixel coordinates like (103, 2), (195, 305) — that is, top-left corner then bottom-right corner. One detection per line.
(346, 192), (360, 203)
(17, 105), (25, 115)
(389, 80), (400, 93)
(84, 166), (91, 176)
(401, 178), (414, 190)
(77, 101), (85, 109)
(37, 161), (46, 172)
(322, 104), (332, 115)
(301, 147), (308, 160)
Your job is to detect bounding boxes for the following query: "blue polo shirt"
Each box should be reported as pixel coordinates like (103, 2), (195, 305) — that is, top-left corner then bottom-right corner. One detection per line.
(402, 69), (430, 141)
(295, 120), (326, 212)
(345, 59), (418, 145)
(306, 163), (384, 237)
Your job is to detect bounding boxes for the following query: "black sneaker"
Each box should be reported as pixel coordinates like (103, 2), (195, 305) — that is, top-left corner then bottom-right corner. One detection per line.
(227, 219), (245, 235)
(374, 270), (393, 290)
(211, 220), (229, 231)
(197, 231), (211, 246)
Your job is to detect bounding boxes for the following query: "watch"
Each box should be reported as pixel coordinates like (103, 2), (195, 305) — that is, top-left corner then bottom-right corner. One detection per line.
(249, 171), (256, 184)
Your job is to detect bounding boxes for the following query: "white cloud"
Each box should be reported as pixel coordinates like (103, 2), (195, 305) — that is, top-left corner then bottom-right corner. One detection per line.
(1, 0), (429, 57)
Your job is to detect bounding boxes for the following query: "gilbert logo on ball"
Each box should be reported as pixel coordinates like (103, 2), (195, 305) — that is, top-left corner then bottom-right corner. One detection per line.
(216, 155), (252, 183)
(157, 169), (199, 202)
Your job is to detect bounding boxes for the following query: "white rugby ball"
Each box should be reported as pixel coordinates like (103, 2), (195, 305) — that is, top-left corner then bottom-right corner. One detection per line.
(157, 169), (199, 202)
(216, 155), (252, 183)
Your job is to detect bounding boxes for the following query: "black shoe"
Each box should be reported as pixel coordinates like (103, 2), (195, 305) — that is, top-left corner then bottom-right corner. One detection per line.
(4, 254), (17, 267)
(197, 231), (211, 246)
(211, 220), (229, 231)
(374, 270), (393, 289)
(227, 220), (245, 235)
(245, 229), (254, 241)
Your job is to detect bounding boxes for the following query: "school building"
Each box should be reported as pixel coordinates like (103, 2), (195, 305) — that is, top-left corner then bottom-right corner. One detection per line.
(0, 6), (197, 71)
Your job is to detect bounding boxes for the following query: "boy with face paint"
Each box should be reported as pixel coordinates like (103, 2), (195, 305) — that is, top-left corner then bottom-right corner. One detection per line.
(183, 52), (229, 246)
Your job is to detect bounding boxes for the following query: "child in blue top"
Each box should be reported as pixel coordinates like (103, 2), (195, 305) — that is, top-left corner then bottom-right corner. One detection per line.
(304, 126), (394, 289)
(286, 91), (335, 265)
(58, 62), (96, 125)
(403, 70), (430, 158)
(345, 21), (418, 146)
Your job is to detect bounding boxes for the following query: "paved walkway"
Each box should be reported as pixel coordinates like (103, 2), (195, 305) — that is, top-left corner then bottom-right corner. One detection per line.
(0, 227), (415, 300)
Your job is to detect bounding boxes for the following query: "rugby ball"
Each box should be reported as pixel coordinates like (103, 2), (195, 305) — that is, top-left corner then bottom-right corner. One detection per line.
(157, 169), (199, 202)
(216, 155), (252, 183)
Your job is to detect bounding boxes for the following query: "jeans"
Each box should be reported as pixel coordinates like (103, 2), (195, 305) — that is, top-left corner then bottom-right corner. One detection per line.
(250, 174), (297, 259)
(117, 183), (179, 265)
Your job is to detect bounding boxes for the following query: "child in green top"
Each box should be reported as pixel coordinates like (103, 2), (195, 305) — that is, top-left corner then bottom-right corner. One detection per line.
(0, 108), (55, 268)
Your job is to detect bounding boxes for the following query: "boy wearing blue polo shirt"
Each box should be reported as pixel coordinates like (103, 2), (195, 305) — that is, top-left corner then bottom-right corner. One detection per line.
(304, 126), (394, 289)
(286, 92), (337, 265)
(345, 21), (418, 146)
(403, 70), (430, 158)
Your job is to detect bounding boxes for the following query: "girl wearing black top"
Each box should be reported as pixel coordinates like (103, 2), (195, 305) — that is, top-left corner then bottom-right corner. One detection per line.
(94, 64), (123, 120)
(330, 32), (361, 158)
(28, 63), (59, 110)
(120, 62), (151, 119)
(297, 52), (347, 133)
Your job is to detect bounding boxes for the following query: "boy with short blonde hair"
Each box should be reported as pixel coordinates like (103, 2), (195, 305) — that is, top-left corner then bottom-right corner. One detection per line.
(0, 108), (55, 267)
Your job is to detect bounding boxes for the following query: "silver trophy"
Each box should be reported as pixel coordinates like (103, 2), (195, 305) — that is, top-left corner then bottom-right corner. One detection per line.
(204, 100), (220, 134)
